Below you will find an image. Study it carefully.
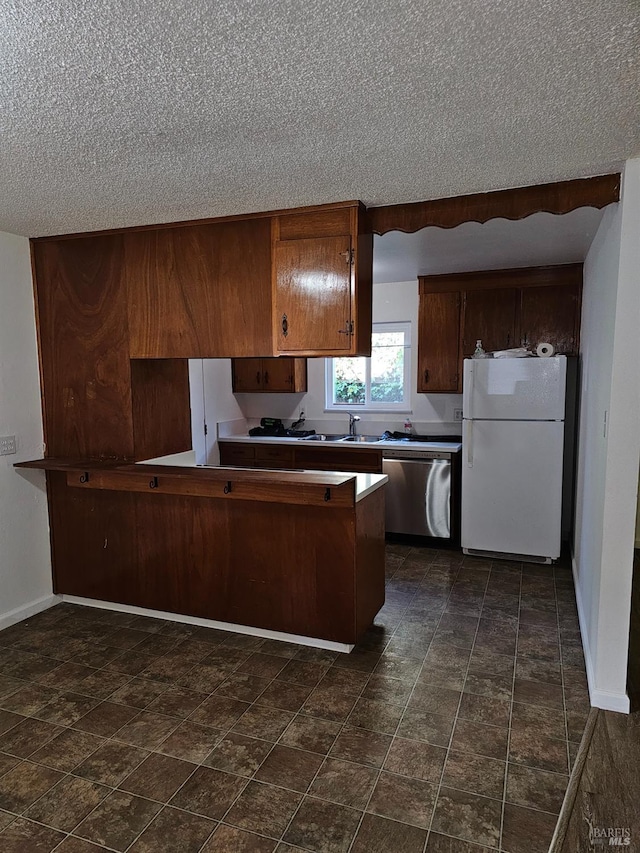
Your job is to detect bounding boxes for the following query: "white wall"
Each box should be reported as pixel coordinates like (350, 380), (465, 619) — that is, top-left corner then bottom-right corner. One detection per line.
(0, 231), (55, 628)
(231, 281), (463, 435)
(573, 158), (640, 712)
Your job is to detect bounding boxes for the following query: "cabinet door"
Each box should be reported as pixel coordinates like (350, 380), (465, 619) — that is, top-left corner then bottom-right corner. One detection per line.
(126, 218), (273, 358)
(254, 445), (295, 469)
(232, 358), (263, 392)
(262, 358), (294, 391)
(219, 443), (256, 467)
(519, 282), (581, 354)
(462, 288), (518, 357)
(274, 235), (352, 354)
(418, 291), (461, 393)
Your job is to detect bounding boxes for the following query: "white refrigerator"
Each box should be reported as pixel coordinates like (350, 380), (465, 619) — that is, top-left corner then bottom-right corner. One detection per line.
(461, 356), (567, 563)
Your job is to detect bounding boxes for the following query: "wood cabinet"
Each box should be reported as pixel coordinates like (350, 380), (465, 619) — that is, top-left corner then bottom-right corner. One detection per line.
(219, 441), (383, 474)
(125, 218), (273, 359)
(418, 265), (582, 394)
(39, 465), (385, 644)
(272, 202), (373, 356)
(418, 292), (461, 393)
(231, 357), (307, 393)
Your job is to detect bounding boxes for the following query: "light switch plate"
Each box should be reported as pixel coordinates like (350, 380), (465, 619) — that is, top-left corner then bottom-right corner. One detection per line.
(0, 435), (17, 455)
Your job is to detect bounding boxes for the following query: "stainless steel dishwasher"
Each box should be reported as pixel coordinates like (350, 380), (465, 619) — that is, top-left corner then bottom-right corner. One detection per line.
(382, 448), (454, 539)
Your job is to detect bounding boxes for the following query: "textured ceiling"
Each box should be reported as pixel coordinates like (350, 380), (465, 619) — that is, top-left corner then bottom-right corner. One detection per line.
(1, 0), (639, 237)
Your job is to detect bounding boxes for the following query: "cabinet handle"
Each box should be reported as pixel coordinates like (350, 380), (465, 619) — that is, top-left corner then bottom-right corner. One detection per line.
(264, 371), (269, 385)
(523, 332), (528, 346)
(256, 371), (261, 384)
(506, 332), (510, 347)
(149, 476), (158, 489)
(281, 314), (288, 338)
(424, 369), (429, 384)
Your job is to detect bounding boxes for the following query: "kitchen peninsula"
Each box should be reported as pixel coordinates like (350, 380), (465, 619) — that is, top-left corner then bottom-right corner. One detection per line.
(17, 453), (386, 648)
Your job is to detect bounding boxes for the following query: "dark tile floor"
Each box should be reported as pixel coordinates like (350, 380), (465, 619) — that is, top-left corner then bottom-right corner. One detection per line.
(0, 545), (590, 853)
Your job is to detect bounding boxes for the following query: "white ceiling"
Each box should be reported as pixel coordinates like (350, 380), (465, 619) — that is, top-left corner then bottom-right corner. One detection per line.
(372, 207), (608, 282)
(1, 0), (639, 237)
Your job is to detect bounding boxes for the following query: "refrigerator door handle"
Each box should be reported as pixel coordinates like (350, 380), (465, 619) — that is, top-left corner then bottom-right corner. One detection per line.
(465, 362), (474, 421)
(465, 419), (473, 468)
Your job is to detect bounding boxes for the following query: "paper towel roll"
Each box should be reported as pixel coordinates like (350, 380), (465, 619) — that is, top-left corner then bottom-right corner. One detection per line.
(536, 342), (555, 358)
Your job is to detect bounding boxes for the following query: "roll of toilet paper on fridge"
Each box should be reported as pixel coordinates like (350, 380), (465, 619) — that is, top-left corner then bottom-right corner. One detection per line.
(536, 342), (555, 357)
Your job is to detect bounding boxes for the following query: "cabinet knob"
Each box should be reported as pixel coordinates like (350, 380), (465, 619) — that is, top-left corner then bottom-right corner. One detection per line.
(424, 369), (429, 384)
(256, 371), (261, 384)
(281, 314), (288, 338)
(264, 371), (269, 385)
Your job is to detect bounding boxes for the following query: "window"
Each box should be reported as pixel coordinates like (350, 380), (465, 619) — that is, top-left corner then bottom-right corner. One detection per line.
(325, 322), (411, 412)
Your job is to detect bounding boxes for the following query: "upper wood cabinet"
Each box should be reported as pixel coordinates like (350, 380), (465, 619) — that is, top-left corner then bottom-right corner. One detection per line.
(418, 292), (461, 393)
(125, 218), (273, 358)
(272, 202), (373, 356)
(461, 288), (518, 358)
(231, 357), (307, 393)
(418, 265), (582, 394)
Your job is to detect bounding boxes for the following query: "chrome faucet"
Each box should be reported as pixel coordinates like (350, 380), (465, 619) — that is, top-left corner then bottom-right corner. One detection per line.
(347, 412), (361, 436)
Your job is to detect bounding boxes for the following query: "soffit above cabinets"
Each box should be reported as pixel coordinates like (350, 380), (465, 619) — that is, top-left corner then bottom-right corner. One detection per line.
(1, 0), (638, 237)
(372, 206), (609, 283)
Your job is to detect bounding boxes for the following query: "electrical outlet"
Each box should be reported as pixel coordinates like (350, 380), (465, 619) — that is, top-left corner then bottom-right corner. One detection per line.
(454, 409), (463, 422)
(0, 435), (17, 456)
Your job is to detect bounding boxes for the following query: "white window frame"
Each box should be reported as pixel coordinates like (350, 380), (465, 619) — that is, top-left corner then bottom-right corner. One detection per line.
(324, 321), (412, 413)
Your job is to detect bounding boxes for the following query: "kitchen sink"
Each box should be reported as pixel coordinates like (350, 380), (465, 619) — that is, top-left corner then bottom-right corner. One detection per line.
(338, 435), (383, 443)
(299, 433), (350, 441)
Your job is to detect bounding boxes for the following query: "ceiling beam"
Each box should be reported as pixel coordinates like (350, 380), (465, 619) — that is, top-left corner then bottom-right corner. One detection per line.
(368, 174), (621, 235)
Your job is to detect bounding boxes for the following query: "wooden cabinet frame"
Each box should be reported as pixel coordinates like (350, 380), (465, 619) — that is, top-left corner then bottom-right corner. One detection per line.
(418, 264), (583, 394)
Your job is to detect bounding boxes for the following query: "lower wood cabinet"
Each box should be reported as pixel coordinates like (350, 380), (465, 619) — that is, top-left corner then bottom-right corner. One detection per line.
(418, 264), (582, 394)
(219, 441), (383, 474)
(231, 357), (307, 393)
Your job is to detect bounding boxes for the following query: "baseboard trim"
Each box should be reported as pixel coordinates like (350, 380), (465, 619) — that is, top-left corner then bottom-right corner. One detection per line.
(0, 593), (61, 632)
(61, 595), (354, 654)
(571, 553), (631, 714)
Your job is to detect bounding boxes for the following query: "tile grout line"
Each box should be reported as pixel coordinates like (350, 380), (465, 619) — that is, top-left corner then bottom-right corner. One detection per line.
(497, 563), (524, 853)
(554, 567), (573, 776)
(423, 557), (494, 853)
(205, 548), (421, 851)
(340, 552), (455, 853)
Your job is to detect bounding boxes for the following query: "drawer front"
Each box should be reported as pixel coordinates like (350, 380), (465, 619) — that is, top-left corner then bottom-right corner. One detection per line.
(219, 443), (256, 467)
(295, 446), (382, 474)
(254, 445), (296, 469)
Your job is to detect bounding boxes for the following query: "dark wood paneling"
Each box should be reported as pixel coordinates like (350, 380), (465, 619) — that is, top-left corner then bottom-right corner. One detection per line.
(130, 359), (192, 460)
(419, 264), (583, 294)
(47, 471), (383, 643)
(47, 471), (138, 601)
(218, 441), (383, 474)
(462, 288), (518, 356)
(32, 235), (134, 460)
(418, 291), (461, 392)
(231, 357), (307, 393)
(254, 445), (296, 469)
(519, 282), (582, 354)
(126, 218), (273, 358)
(370, 174), (620, 235)
(355, 488), (385, 638)
(277, 207), (352, 241)
(68, 467), (355, 507)
(295, 445), (383, 474)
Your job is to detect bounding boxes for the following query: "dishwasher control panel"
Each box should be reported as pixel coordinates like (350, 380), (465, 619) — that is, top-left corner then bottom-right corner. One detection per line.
(381, 448), (452, 460)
